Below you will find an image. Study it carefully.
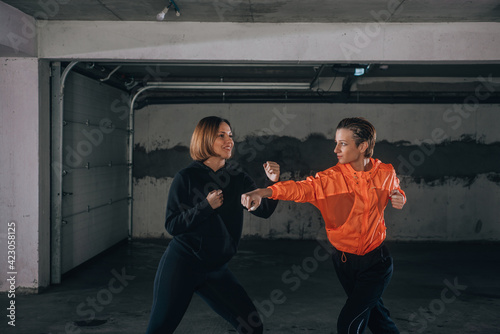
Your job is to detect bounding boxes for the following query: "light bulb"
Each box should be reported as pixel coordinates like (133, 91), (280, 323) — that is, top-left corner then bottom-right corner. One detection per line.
(354, 68), (365, 76)
(156, 7), (169, 21)
(156, 12), (165, 21)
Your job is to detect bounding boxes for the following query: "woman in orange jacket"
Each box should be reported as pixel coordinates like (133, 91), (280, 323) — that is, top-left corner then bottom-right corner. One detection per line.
(241, 117), (406, 334)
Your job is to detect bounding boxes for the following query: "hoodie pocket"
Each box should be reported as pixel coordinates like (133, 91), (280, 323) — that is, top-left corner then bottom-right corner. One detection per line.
(194, 216), (235, 261)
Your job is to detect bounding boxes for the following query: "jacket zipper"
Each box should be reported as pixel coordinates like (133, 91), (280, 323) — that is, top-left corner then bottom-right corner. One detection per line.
(357, 172), (371, 255)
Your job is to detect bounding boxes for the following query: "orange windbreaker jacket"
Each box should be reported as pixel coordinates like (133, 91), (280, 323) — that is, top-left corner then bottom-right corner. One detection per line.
(268, 158), (406, 256)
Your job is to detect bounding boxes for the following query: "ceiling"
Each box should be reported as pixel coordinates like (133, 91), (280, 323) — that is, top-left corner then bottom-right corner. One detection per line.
(4, 0), (500, 104)
(3, 0), (500, 23)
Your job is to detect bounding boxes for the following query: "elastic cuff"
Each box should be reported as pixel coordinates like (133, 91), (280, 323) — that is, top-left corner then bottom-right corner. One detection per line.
(267, 185), (276, 199)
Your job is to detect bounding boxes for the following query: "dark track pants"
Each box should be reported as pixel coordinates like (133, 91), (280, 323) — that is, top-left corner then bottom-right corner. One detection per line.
(146, 242), (263, 334)
(332, 244), (400, 334)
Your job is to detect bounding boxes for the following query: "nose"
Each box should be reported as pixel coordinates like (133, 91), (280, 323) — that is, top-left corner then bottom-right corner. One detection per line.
(334, 143), (341, 153)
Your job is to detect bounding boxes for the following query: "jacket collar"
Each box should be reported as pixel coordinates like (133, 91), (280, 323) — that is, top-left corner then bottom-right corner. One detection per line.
(340, 158), (381, 179)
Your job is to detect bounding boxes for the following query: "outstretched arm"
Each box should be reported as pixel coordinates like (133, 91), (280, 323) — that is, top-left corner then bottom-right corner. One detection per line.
(242, 170), (326, 211)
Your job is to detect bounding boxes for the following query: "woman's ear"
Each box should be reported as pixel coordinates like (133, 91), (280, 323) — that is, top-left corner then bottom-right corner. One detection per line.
(359, 141), (368, 154)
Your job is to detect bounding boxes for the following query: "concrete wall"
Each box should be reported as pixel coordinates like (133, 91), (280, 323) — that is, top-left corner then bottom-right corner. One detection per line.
(0, 58), (51, 292)
(0, 1), (37, 57)
(132, 102), (500, 241)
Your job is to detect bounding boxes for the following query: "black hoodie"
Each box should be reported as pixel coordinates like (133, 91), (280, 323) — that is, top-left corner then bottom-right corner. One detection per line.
(165, 160), (278, 268)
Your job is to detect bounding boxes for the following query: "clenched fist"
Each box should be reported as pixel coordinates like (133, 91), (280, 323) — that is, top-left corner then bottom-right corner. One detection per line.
(207, 189), (223, 209)
(264, 161), (280, 182)
(390, 189), (405, 209)
(241, 188), (273, 212)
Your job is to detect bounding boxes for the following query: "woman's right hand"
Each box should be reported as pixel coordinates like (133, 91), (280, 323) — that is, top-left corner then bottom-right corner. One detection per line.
(241, 188), (273, 211)
(207, 189), (223, 209)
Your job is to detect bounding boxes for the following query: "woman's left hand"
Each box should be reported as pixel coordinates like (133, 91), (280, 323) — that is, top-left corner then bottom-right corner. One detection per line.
(264, 161), (280, 182)
(390, 189), (405, 209)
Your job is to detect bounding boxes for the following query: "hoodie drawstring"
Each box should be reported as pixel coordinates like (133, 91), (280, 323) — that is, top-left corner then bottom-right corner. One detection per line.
(341, 251), (347, 263)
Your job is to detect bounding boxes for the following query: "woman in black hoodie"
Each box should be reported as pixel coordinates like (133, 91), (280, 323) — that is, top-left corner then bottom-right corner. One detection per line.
(146, 116), (279, 334)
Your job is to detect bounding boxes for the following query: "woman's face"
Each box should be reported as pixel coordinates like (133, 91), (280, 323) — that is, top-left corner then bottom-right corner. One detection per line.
(212, 122), (234, 159)
(334, 128), (366, 165)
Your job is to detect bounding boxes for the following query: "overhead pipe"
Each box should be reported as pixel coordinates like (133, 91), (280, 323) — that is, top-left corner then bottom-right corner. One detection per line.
(131, 93), (500, 108)
(128, 86), (159, 240)
(145, 81), (311, 90)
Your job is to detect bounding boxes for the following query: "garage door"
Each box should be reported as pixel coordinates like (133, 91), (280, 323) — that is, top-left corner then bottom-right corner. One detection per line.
(59, 71), (130, 274)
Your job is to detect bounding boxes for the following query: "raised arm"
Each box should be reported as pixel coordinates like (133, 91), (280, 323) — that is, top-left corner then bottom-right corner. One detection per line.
(240, 161), (279, 217)
(389, 189), (405, 209)
(263, 161), (280, 182)
(389, 169), (406, 210)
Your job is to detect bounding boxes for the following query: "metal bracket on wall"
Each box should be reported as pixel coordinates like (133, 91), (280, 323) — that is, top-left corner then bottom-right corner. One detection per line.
(61, 197), (131, 221)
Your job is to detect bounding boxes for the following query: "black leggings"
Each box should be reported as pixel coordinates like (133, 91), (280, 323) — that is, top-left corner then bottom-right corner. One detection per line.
(332, 244), (400, 334)
(146, 242), (263, 334)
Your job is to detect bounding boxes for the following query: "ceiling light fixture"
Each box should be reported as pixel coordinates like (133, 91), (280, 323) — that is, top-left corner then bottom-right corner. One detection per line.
(332, 64), (371, 76)
(156, 0), (181, 21)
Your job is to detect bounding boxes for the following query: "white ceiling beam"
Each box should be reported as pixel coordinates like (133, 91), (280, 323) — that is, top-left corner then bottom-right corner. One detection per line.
(38, 21), (500, 63)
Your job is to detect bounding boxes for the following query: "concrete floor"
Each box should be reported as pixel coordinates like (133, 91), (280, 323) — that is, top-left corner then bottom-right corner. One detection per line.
(2, 240), (500, 334)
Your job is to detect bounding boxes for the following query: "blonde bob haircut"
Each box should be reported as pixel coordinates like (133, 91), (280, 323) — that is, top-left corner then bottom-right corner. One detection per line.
(190, 116), (231, 161)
